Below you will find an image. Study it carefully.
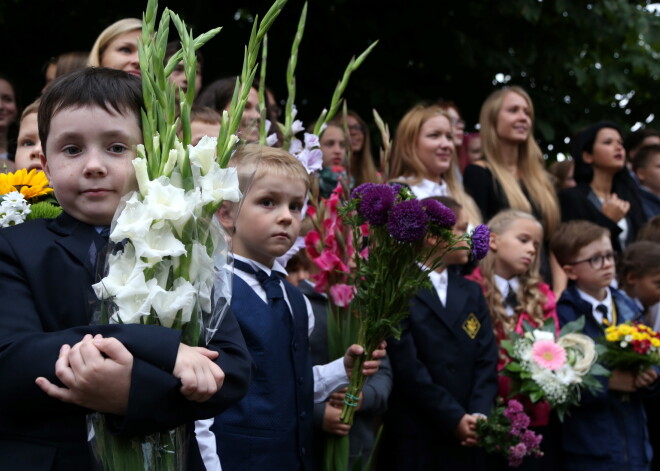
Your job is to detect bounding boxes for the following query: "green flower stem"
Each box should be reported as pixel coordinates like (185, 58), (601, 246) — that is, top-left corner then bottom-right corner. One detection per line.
(281, 2), (307, 150)
(217, 0), (288, 166)
(313, 41), (378, 136)
(258, 35), (269, 145)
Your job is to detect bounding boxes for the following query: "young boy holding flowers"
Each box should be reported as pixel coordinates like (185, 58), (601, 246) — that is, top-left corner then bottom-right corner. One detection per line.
(214, 144), (385, 471)
(551, 219), (660, 471)
(0, 68), (252, 470)
(379, 196), (498, 471)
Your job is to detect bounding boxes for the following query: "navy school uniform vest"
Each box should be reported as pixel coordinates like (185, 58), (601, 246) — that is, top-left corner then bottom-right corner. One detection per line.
(212, 274), (314, 471)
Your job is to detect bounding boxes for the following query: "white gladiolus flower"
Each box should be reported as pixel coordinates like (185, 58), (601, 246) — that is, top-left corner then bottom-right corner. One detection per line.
(148, 278), (198, 328)
(111, 193), (153, 241)
(189, 242), (216, 283)
(289, 138), (303, 155)
(189, 135), (217, 175)
(266, 133), (278, 147)
(304, 132), (319, 148)
(132, 154), (150, 196)
(198, 167), (241, 205)
(132, 221), (187, 262)
(291, 120), (305, 134)
(92, 244), (148, 299)
(143, 177), (188, 220)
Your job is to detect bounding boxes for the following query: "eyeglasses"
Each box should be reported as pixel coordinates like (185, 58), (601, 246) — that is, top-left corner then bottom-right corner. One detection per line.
(347, 124), (364, 133)
(567, 252), (615, 270)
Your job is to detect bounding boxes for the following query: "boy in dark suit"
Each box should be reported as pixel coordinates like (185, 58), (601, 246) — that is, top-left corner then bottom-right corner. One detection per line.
(0, 68), (252, 470)
(214, 145), (385, 470)
(551, 220), (659, 471)
(380, 197), (498, 471)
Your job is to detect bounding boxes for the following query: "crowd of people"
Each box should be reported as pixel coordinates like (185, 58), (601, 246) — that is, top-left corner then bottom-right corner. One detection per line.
(1, 15), (660, 471)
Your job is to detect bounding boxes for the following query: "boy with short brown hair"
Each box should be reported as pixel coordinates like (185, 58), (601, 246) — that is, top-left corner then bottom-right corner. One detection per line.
(551, 220), (659, 471)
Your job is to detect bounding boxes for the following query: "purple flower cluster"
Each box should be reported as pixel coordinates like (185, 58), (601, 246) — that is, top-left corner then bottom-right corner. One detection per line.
(351, 183), (398, 226)
(502, 399), (543, 467)
(508, 443), (528, 468)
(471, 224), (490, 260)
(387, 200), (429, 243)
(421, 199), (456, 228)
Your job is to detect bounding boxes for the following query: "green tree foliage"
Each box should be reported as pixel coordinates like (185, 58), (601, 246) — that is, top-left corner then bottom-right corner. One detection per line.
(1, 0), (657, 159)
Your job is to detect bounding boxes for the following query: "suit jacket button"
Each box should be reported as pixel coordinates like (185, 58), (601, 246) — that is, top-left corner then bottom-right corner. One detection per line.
(299, 377), (304, 384)
(300, 411), (306, 418)
(301, 447), (306, 456)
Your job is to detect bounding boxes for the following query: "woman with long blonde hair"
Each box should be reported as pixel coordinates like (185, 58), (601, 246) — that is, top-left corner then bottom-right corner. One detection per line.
(88, 18), (142, 77)
(464, 87), (560, 235)
(389, 104), (481, 226)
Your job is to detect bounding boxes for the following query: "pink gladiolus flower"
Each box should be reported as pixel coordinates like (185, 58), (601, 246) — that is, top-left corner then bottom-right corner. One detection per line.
(304, 230), (322, 258)
(531, 340), (566, 371)
(330, 284), (356, 307)
(314, 250), (349, 273)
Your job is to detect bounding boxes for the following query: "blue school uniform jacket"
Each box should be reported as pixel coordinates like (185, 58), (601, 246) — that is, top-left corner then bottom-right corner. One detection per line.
(0, 212), (252, 471)
(379, 272), (498, 471)
(557, 285), (659, 471)
(212, 274), (314, 471)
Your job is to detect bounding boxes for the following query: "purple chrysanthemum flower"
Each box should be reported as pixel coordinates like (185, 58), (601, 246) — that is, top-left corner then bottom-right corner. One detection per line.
(387, 199), (429, 243)
(350, 182), (377, 200)
(422, 199), (456, 228)
(520, 430), (543, 451)
(471, 224), (490, 260)
(504, 399), (524, 416)
(508, 443), (528, 467)
(357, 185), (397, 225)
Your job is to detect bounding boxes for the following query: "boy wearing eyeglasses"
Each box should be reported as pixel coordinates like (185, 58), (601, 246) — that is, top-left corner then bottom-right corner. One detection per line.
(551, 220), (659, 471)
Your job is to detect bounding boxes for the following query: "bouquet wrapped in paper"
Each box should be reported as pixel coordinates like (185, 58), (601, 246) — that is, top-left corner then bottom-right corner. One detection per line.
(602, 322), (660, 371)
(476, 399), (543, 467)
(501, 317), (607, 420)
(338, 182), (490, 425)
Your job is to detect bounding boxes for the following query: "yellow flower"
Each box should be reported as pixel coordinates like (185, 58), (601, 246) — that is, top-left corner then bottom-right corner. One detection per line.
(652, 338), (660, 348)
(606, 332), (620, 342)
(618, 324), (632, 335)
(0, 169), (53, 200)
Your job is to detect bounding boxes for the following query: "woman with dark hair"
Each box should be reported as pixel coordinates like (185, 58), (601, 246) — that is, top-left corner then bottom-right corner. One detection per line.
(559, 121), (648, 252)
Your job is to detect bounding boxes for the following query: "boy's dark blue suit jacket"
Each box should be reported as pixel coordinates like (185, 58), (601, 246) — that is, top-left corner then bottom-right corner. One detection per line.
(380, 272), (497, 471)
(0, 212), (251, 470)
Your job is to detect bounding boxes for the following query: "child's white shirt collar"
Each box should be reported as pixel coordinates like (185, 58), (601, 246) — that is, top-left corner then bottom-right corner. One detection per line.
(408, 177), (449, 200)
(494, 274), (520, 317)
(577, 286), (613, 325)
(428, 269), (449, 307)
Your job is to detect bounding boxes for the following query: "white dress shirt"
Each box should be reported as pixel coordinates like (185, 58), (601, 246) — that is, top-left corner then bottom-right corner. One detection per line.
(577, 287), (613, 325)
(428, 268), (449, 307)
(408, 177), (449, 199)
(494, 274), (520, 317)
(232, 255), (348, 402)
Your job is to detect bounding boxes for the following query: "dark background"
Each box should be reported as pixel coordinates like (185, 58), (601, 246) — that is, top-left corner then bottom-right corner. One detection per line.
(1, 0), (658, 159)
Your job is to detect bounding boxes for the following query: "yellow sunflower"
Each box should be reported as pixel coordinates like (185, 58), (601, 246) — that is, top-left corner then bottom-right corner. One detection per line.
(0, 169), (53, 199)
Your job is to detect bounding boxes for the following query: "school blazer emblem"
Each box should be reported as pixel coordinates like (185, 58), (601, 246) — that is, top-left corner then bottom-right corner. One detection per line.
(462, 313), (480, 339)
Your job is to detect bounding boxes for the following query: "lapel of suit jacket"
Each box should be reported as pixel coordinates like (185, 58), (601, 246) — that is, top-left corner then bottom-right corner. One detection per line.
(416, 279), (465, 333)
(49, 212), (99, 279)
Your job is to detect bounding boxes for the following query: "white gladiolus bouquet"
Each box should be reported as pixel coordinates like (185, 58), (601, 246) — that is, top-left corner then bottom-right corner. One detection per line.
(87, 0), (286, 469)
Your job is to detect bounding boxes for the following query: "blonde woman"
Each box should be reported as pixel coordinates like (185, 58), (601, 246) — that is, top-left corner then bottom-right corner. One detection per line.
(88, 18), (142, 77)
(463, 87), (559, 235)
(389, 104), (482, 227)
